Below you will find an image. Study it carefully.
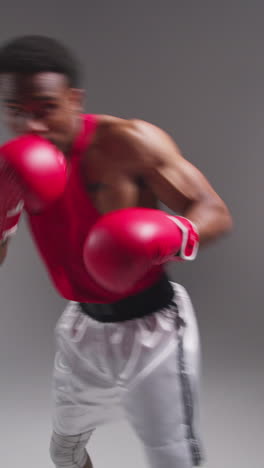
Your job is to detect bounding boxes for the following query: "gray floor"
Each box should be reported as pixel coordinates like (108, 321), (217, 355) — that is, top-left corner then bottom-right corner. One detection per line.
(2, 368), (263, 468)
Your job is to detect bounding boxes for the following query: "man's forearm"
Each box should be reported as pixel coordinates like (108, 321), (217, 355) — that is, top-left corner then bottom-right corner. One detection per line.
(184, 199), (233, 245)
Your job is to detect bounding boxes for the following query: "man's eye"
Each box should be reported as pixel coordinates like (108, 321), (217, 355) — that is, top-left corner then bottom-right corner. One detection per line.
(43, 103), (57, 111)
(7, 106), (22, 115)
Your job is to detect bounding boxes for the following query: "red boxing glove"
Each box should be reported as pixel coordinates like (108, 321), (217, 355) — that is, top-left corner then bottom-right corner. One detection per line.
(0, 160), (24, 243)
(0, 135), (67, 213)
(83, 207), (199, 293)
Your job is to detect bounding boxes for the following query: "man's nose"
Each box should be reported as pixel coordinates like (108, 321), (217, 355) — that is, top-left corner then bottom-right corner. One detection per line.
(23, 115), (48, 134)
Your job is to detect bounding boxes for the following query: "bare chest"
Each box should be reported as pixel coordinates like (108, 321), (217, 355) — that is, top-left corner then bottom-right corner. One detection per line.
(78, 151), (156, 214)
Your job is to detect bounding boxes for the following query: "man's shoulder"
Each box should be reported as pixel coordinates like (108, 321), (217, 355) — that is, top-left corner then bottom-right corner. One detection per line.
(88, 114), (178, 170)
(90, 114), (138, 155)
(94, 114), (140, 138)
(93, 114), (165, 152)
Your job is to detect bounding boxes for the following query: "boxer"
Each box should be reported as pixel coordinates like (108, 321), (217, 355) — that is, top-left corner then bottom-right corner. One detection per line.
(0, 35), (232, 468)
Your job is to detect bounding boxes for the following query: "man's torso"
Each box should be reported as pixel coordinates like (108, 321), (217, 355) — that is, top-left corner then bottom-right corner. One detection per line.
(27, 114), (163, 303)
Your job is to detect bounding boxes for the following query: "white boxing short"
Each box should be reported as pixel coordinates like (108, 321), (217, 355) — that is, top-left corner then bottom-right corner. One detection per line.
(51, 282), (204, 468)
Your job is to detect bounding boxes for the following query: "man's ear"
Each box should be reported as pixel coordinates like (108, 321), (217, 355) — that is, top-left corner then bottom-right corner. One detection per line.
(69, 88), (85, 112)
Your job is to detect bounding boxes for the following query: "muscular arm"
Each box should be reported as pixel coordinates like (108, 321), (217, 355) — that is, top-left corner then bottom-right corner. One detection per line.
(102, 119), (233, 245)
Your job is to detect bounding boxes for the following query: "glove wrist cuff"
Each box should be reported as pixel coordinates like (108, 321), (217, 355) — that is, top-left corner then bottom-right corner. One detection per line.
(167, 215), (199, 260)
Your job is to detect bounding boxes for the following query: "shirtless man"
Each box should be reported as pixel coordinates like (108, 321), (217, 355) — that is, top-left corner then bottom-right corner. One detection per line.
(0, 35), (232, 468)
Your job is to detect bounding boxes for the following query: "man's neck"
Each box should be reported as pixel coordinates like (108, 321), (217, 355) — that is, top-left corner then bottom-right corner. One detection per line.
(64, 114), (82, 158)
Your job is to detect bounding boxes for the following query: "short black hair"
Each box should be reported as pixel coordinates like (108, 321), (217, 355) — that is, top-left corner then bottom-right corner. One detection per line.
(0, 35), (80, 87)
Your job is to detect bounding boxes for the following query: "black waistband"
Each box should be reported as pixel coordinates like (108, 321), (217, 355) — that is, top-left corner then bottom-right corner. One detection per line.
(79, 273), (174, 323)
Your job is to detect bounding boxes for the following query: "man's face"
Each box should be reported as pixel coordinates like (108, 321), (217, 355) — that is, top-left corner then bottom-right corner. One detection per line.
(0, 72), (83, 152)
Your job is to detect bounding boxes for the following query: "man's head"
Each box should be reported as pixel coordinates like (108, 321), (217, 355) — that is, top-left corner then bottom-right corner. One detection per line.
(0, 35), (84, 151)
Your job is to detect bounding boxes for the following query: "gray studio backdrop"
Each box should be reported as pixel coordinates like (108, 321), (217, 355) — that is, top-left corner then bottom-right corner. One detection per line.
(0, 2), (262, 468)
